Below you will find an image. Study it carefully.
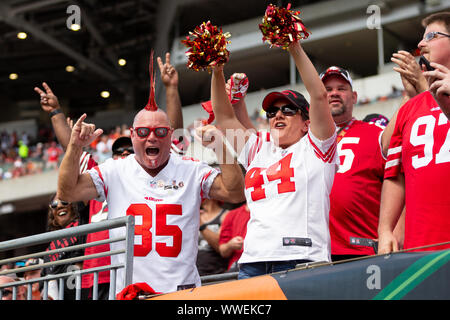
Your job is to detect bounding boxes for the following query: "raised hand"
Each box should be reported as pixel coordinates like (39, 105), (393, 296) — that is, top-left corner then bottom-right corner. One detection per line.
(70, 114), (103, 148)
(424, 62), (450, 97)
(34, 82), (60, 112)
(391, 51), (428, 97)
(424, 62), (450, 119)
(195, 124), (224, 150)
(157, 52), (178, 87)
(226, 73), (249, 105)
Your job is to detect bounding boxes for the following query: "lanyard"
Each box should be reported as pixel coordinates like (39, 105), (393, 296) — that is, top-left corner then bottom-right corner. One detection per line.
(336, 118), (355, 143)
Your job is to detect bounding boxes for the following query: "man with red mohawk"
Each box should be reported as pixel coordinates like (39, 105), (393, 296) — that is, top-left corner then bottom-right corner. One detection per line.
(56, 54), (245, 296)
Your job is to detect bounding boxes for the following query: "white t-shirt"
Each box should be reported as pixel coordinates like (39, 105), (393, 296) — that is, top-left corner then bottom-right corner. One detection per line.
(238, 130), (338, 264)
(87, 153), (219, 294)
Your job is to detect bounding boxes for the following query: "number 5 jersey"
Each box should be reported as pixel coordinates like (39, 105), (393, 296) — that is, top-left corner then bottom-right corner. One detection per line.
(385, 91), (450, 251)
(87, 153), (219, 294)
(238, 130), (338, 264)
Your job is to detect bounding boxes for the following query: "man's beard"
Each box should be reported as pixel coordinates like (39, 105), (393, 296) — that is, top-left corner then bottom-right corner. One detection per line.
(331, 103), (346, 117)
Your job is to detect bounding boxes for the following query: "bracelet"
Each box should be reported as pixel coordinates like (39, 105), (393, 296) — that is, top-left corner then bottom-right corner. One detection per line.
(199, 224), (207, 232)
(50, 109), (63, 118)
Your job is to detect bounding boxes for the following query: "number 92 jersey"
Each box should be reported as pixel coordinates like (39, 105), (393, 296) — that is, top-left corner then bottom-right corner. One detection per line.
(238, 130), (338, 264)
(87, 153), (219, 294)
(385, 91), (450, 251)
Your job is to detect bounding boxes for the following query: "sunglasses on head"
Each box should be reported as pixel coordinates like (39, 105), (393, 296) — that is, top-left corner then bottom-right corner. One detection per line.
(320, 67), (350, 79)
(266, 105), (300, 119)
(113, 147), (134, 155)
(49, 200), (69, 209)
(133, 127), (170, 138)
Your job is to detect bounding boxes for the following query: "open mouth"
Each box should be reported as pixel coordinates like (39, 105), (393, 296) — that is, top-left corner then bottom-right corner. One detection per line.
(146, 147), (160, 156)
(274, 122), (286, 129)
(57, 211), (67, 217)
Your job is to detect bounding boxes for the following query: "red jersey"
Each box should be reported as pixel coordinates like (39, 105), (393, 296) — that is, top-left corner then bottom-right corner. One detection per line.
(385, 91), (450, 251)
(79, 152), (111, 288)
(330, 120), (385, 255)
(47, 146), (63, 162)
(219, 205), (250, 270)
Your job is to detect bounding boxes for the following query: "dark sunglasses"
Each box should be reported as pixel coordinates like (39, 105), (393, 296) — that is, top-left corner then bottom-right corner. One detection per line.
(133, 127), (170, 138)
(49, 200), (69, 209)
(266, 105), (300, 119)
(113, 147), (134, 155)
(1, 288), (13, 296)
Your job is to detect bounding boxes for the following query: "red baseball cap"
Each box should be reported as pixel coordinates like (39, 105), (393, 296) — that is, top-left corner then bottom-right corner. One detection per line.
(262, 89), (309, 118)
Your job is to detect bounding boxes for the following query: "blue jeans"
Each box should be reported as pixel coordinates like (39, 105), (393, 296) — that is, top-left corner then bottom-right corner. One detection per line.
(238, 259), (311, 279)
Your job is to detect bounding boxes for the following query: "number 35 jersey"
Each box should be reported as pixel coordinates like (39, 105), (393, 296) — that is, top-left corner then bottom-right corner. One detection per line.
(238, 130), (338, 264)
(385, 91), (450, 251)
(87, 153), (219, 294)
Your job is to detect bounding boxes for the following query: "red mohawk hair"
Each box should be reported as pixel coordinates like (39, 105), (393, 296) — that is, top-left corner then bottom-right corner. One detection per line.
(144, 50), (158, 111)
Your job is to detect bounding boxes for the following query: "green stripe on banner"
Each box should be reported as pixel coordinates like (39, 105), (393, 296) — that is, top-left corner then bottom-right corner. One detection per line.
(374, 250), (450, 300)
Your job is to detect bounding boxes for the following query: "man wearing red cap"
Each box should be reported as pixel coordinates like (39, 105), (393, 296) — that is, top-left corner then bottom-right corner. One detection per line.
(319, 66), (389, 261)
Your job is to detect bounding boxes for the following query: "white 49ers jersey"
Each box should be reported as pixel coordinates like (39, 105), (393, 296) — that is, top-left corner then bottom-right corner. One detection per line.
(87, 153), (219, 294)
(238, 131), (338, 264)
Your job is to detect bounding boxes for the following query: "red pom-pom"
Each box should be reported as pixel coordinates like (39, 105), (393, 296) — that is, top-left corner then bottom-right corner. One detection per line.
(181, 21), (231, 72)
(259, 3), (310, 49)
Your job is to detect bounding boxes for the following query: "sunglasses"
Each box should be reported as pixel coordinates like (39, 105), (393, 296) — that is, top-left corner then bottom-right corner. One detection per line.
(133, 127), (170, 138)
(113, 147), (134, 155)
(423, 31), (450, 42)
(49, 200), (69, 209)
(266, 105), (300, 119)
(1, 288), (13, 297)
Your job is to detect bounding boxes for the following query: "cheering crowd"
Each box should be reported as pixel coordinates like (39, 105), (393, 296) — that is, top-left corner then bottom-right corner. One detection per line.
(1, 10), (450, 300)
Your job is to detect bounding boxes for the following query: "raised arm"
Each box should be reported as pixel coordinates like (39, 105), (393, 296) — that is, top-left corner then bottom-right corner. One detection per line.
(196, 124), (245, 203)
(211, 66), (251, 155)
(225, 74), (256, 131)
(287, 41), (334, 140)
(58, 114), (103, 202)
(35, 82), (72, 150)
(157, 52), (183, 131)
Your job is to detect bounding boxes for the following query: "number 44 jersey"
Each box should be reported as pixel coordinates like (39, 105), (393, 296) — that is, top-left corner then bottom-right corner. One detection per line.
(238, 130), (338, 264)
(385, 91), (450, 251)
(87, 153), (219, 294)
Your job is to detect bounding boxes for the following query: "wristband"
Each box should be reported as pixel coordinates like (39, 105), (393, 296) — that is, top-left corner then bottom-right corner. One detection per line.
(199, 224), (207, 232)
(50, 109), (62, 118)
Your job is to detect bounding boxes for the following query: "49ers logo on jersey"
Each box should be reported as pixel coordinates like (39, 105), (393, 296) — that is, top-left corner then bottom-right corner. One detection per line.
(245, 153), (296, 201)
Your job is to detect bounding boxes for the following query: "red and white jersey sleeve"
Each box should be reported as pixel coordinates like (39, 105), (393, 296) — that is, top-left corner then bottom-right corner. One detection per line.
(79, 151), (97, 174)
(384, 91), (450, 251)
(237, 130), (338, 264)
(86, 153), (219, 294)
(329, 121), (385, 255)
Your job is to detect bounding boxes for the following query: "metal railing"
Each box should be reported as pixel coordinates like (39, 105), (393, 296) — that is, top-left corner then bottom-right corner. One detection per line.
(0, 215), (134, 300)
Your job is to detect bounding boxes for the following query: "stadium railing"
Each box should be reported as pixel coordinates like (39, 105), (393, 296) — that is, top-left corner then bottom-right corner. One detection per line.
(0, 215), (135, 300)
